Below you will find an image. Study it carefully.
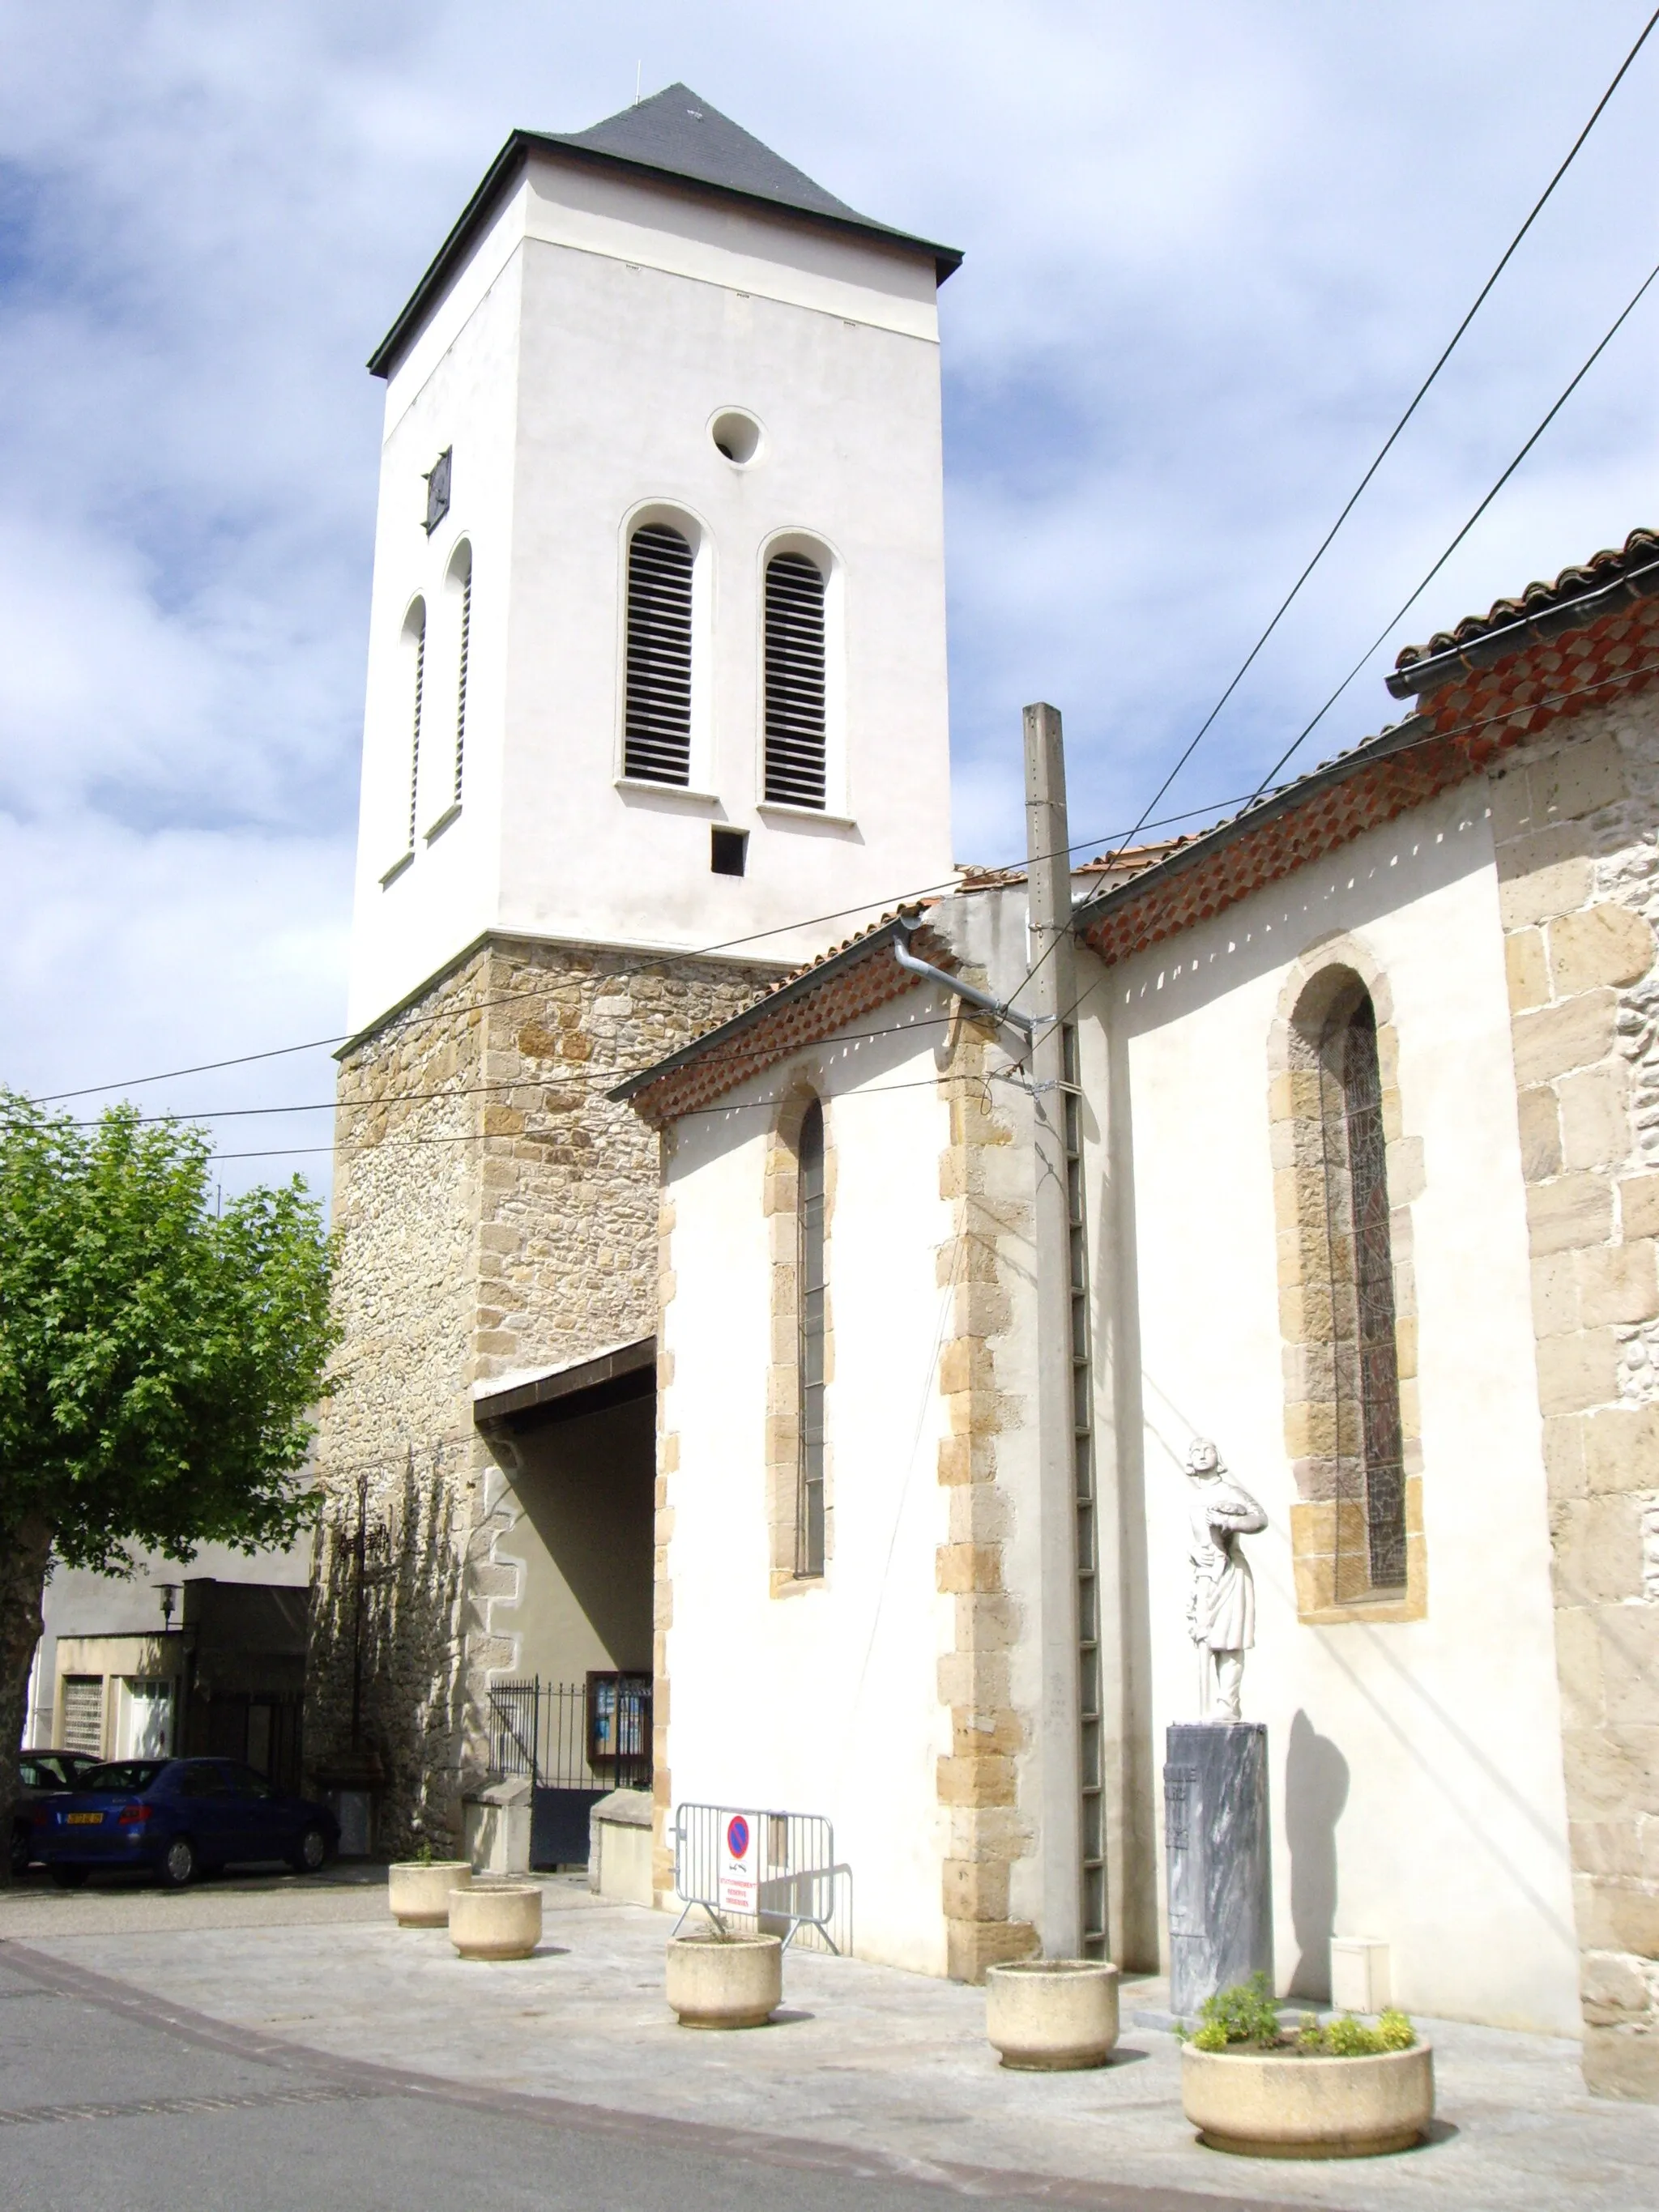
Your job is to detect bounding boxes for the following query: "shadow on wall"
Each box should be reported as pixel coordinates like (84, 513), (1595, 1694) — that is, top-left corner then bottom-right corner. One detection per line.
(1286, 1707), (1350, 2001)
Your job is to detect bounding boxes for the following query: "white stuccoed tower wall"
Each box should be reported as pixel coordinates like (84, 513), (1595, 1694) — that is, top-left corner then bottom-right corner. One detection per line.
(309, 90), (961, 1850)
(348, 87), (957, 1034)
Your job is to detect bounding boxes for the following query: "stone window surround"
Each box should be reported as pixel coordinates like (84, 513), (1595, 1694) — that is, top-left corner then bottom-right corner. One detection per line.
(764, 1079), (837, 1596)
(1269, 937), (1428, 1626)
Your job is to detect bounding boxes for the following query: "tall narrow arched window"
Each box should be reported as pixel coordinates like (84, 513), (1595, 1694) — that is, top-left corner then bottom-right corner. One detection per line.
(403, 599), (426, 857)
(623, 523), (693, 784)
(448, 541), (471, 810)
(764, 552), (827, 808)
(1317, 989), (1407, 1592)
(795, 1097), (827, 1578)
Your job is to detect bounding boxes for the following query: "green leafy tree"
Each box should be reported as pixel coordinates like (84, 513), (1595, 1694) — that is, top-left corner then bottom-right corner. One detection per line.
(0, 1093), (339, 1876)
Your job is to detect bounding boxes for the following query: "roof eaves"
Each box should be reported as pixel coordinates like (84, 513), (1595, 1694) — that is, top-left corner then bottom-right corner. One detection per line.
(1387, 552), (1659, 701)
(606, 912), (919, 1107)
(368, 129), (961, 381)
(1070, 716), (1434, 940)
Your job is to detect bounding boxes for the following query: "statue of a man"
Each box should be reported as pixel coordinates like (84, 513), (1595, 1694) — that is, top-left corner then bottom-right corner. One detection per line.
(1183, 1438), (1267, 1722)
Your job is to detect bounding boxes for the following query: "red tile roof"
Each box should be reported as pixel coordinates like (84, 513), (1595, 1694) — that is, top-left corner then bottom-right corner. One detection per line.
(1078, 559), (1659, 970)
(1390, 525), (1659, 697)
(611, 907), (958, 1125)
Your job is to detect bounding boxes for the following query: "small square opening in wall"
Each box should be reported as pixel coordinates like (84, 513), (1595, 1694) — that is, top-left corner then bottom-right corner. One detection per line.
(710, 827), (748, 877)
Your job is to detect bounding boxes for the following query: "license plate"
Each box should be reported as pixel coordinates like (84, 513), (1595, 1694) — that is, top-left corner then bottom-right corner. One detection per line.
(65, 1812), (102, 1825)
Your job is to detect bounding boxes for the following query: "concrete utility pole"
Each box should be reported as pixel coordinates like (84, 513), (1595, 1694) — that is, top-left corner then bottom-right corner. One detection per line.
(1024, 701), (1098, 1958)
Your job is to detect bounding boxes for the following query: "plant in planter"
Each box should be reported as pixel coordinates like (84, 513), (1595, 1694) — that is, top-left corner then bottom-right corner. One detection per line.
(665, 1929), (783, 2029)
(1179, 1975), (1433, 2159)
(386, 1826), (472, 1928)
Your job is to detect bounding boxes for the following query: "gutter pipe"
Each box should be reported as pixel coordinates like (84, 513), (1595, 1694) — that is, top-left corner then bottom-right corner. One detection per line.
(893, 918), (1033, 1035)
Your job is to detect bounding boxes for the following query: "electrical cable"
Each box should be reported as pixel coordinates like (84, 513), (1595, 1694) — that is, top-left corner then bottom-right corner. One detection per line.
(1047, 3), (1659, 940)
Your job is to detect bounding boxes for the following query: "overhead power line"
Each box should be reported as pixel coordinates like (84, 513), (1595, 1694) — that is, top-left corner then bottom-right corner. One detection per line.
(1062, 4), (1659, 925)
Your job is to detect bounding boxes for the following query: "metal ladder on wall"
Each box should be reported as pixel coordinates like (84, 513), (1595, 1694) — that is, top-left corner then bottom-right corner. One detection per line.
(1063, 1020), (1107, 1959)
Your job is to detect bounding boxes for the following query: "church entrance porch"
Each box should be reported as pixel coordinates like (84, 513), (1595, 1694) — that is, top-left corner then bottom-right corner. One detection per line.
(473, 1338), (655, 1867)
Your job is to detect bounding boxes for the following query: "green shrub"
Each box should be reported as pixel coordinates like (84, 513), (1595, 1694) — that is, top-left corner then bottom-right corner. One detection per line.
(1190, 1972), (1283, 2050)
(1376, 2008), (1416, 2051)
(1323, 2012), (1383, 2056)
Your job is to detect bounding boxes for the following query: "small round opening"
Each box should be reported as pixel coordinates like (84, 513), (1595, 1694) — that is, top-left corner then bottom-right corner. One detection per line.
(711, 411), (762, 466)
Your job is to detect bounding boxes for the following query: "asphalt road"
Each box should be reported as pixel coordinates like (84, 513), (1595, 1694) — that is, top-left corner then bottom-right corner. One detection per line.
(0, 1951), (1168, 2212)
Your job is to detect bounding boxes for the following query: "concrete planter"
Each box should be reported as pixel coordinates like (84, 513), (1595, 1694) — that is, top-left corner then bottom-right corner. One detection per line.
(1181, 2042), (1435, 2159)
(665, 1933), (783, 2028)
(448, 1882), (544, 1961)
(386, 1860), (472, 1927)
(985, 1959), (1120, 2070)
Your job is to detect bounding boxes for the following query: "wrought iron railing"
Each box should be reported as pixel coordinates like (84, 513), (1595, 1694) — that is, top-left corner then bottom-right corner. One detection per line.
(486, 1673), (651, 1792)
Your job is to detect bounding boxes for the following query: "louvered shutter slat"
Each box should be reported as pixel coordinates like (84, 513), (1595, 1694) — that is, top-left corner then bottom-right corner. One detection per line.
(765, 553), (827, 808)
(624, 525), (693, 784)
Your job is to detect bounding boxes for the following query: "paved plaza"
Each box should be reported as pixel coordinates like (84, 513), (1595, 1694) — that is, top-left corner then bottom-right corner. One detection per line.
(1, 1869), (1655, 2210)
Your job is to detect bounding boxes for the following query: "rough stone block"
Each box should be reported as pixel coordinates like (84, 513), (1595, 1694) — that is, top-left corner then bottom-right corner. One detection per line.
(1562, 1723), (1659, 1821)
(1619, 1174), (1659, 1241)
(1516, 1085), (1563, 1182)
(1542, 1414), (1589, 1498)
(1560, 1065), (1633, 1174)
(936, 1752), (1017, 1808)
(1550, 904), (1657, 995)
(1487, 765), (1537, 842)
(1600, 1605), (1659, 1726)
(1581, 2022), (1659, 2101)
(1584, 1406), (1659, 1492)
(1553, 1496), (1644, 1606)
(1535, 1328), (1619, 1416)
(936, 1542), (1003, 1595)
(943, 1856), (1011, 1923)
(1528, 1173), (1613, 1255)
(1532, 1252), (1579, 1337)
(1533, 737), (1630, 826)
(1511, 990), (1618, 1087)
(945, 1916), (1040, 1984)
(1505, 927), (1550, 1012)
(1581, 1241), (1659, 1328)
(1554, 1605), (1606, 1732)
(1496, 852), (1593, 930)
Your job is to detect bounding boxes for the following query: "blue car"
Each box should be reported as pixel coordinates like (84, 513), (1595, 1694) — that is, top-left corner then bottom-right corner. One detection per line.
(33, 1757), (339, 1889)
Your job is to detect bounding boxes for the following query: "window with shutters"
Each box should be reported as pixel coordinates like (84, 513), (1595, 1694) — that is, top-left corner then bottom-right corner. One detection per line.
(60, 1675), (104, 1757)
(764, 551), (828, 808)
(382, 598), (426, 884)
(623, 522), (694, 785)
(448, 541), (471, 811)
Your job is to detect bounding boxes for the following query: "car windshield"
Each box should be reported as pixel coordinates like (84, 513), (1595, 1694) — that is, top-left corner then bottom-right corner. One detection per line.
(80, 1761), (168, 1794)
(19, 1757), (71, 1788)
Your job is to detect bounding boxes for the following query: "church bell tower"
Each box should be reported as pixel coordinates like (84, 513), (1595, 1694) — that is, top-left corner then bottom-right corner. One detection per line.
(308, 87), (961, 1848)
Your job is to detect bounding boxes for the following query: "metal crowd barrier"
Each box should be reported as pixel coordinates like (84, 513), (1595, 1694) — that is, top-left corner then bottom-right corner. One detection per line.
(672, 1802), (852, 1954)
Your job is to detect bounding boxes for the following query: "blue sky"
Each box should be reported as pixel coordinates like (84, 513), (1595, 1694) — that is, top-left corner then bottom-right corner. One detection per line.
(2, 1), (1657, 1200)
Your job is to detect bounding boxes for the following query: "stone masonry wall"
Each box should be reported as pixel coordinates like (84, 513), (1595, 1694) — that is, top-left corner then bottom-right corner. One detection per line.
(934, 1004), (1040, 1981)
(308, 934), (775, 1854)
(1492, 699), (1659, 2099)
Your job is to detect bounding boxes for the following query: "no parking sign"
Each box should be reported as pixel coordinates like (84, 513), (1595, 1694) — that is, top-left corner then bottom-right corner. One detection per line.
(717, 1810), (759, 1912)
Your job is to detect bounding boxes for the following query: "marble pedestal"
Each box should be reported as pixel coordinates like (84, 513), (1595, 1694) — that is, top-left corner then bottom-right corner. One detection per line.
(1165, 1721), (1273, 2019)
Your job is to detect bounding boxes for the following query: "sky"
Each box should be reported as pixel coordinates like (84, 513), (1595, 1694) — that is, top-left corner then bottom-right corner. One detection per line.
(2, 0), (1657, 1205)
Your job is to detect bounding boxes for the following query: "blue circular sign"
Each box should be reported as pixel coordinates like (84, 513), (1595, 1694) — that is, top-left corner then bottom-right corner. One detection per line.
(726, 1814), (750, 1859)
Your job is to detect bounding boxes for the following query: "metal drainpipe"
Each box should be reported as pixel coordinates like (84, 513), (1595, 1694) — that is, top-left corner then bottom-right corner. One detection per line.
(893, 923), (1034, 1035)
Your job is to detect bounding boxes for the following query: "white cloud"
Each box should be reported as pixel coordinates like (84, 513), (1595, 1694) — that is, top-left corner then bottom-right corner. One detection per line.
(2, 0), (1657, 1178)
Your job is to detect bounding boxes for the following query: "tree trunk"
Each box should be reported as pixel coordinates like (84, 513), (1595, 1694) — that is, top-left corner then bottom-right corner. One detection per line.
(0, 1512), (54, 1887)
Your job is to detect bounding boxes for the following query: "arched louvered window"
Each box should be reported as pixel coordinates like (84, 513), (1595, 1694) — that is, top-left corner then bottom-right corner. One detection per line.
(764, 552), (827, 808)
(1318, 989), (1407, 1591)
(624, 523), (693, 785)
(795, 1097), (827, 1578)
(404, 599), (426, 855)
(450, 543), (471, 808)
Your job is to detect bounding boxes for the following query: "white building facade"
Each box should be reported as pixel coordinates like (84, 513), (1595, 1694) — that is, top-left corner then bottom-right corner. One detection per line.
(621, 536), (1659, 2098)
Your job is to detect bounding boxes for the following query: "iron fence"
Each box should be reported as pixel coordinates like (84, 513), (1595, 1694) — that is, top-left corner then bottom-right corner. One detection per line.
(487, 1673), (651, 1792)
(672, 1801), (851, 1955)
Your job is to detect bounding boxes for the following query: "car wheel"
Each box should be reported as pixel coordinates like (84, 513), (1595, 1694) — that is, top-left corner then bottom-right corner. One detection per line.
(158, 1836), (197, 1890)
(49, 1866), (88, 1890)
(290, 1825), (329, 1875)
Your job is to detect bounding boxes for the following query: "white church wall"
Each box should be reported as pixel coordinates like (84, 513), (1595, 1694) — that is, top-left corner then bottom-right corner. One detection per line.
(659, 1009), (957, 1975)
(348, 204), (523, 1034)
(1097, 781), (1581, 2034)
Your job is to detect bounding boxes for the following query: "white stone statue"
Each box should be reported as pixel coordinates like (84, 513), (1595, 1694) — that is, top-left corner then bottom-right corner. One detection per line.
(1183, 1438), (1267, 1723)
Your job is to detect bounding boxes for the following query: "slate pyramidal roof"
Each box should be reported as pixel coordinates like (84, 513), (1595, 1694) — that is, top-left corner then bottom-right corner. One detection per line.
(370, 83), (962, 377)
